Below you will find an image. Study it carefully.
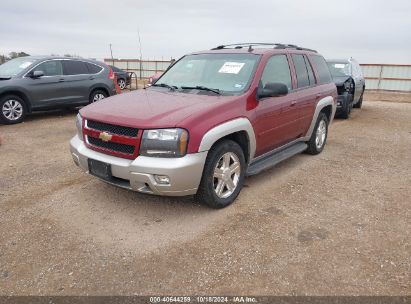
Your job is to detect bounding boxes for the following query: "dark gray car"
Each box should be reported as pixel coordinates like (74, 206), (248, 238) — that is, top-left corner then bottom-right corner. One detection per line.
(0, 56), (117, 124)
(110, 65), (130, 90)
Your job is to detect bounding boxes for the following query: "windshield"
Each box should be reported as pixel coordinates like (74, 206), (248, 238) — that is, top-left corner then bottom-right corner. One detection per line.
(0, 57), (36, 77)
(154, 53), (260, 95)
(327, 62), (351, 77)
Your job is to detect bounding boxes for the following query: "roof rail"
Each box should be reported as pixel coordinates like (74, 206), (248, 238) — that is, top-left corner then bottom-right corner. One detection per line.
(211, 43), (317, 53)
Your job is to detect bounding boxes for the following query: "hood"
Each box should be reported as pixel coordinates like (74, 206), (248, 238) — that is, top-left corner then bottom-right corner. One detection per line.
(332, 75), (352, 87)
(80, 88), (234, 129)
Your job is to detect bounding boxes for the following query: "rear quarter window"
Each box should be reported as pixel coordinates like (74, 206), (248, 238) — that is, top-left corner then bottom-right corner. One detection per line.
(86, 63), (103, 74)
(309, 55), (332, 84)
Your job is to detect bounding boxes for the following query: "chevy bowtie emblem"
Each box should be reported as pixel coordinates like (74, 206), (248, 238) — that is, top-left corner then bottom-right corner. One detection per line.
(99, 132), (112, 142)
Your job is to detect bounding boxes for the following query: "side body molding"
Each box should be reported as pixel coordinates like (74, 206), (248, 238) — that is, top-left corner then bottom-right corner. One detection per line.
(302, 96), (336, 141)
(198, 118), (257, 162)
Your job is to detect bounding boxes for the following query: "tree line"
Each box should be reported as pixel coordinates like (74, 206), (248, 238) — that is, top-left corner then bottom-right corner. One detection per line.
(0, 52), (81, 64)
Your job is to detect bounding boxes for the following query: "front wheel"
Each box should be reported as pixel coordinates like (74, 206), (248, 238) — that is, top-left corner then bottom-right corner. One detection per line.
(0, 95), (27, 124)
(195, 140), (246, 209)
(306, 112), (329, 155)
(338, 93), (353, 119)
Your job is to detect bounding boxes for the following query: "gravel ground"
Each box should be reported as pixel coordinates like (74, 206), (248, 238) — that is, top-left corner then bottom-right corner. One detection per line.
(0, 100), (410, 296)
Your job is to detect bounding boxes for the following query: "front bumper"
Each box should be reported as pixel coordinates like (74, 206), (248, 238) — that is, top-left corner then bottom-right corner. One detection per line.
(336, 94), (347, 110)
(70, 135), (207, 196)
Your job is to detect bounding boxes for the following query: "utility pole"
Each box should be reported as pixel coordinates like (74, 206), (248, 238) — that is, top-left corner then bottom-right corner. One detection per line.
(109, 43), (114, 65)
(138, 30), (143, 80)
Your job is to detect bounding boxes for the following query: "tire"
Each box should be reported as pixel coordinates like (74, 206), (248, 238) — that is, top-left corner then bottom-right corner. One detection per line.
(195, 140), (246, 209)
(353, 89), (364, 108)
(0, 95), (27, 124)
(305, 112), (329, 155)
(339, 93), (353, 119)
(118, 78), (126, 90)
(89, 89), (108, 103)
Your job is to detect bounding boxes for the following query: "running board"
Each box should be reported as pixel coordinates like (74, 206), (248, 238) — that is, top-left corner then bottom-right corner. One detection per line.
(246, 142), (308, 176)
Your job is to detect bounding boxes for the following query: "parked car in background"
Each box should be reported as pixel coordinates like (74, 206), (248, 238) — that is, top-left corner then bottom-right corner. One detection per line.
(70, 43), (337, 208)
(327, 58), (365, 118)
(0, 56), (118, 124)
(110, 65), (130, 90)
(148, 72), (163, 85)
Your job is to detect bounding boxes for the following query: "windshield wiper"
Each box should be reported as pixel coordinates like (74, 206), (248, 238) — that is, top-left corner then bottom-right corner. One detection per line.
(181, 86), (221, 95)
(152, 83), (178, 91)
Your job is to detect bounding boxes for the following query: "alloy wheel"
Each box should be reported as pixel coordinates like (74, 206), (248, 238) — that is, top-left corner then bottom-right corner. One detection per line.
(2, 100), (23, 121)
(315, 119), (327, 150)
(93, 93), (106, 102)
(118, 79), (126, 90)
(213, 152), (241, 199)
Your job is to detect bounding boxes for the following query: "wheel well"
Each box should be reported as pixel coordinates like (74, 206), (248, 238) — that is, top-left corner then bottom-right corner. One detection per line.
(213, 131), (250, 163)
(0, 91), (31, 112)
(320, 105), (333, 122)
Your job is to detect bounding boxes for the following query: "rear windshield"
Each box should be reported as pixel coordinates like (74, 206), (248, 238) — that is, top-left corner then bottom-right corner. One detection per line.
(155, 53), (260, 95)
(327, 62), (351, 77)
(310, 55), (333, 84)
(0, 57), (36, 77)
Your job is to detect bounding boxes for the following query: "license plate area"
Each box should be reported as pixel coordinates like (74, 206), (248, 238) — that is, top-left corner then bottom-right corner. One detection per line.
(88, 159), (112, 181)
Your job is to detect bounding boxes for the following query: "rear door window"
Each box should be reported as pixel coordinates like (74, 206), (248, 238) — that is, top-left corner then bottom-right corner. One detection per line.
(260, 55), (292, 91)
(62, 60), (89, 75)
(292, 54), (310, 88)
(309, 55), (332, 84)
(33, 60), (63, 76)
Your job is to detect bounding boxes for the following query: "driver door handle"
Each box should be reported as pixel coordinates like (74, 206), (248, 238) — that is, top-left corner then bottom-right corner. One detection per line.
(290, 100), (297, 106)
(58, 78), (65, 82)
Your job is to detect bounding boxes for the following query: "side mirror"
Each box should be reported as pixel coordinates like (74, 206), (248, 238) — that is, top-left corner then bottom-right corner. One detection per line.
(31, 70), (44, 78)
(258, 82), (288, 98)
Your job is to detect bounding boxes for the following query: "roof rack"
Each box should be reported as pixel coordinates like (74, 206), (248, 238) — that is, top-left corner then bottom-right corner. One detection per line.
(211, 43), (317, 53)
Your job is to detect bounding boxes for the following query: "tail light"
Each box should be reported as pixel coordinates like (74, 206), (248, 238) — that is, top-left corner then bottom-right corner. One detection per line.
(108, 67), (122, 94)
(108, 67), (115, 80)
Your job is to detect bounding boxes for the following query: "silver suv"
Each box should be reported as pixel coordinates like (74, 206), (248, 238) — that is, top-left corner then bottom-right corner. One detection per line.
(327, 58), (365, 119)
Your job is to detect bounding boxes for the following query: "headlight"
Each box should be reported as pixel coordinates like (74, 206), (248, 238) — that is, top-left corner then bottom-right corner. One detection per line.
(140, 128), (188, 158)
(76, 113), (83, 140)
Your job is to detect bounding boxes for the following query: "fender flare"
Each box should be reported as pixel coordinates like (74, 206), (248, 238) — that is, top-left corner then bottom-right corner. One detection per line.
(303, 95), (336, 141)
(198, 118), (257, 162)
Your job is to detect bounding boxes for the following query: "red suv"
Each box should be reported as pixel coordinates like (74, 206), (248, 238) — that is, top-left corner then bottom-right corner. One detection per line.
(70, 43), (337, 208)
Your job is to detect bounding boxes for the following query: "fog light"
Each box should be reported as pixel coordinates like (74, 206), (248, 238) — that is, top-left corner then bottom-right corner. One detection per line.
(154, 175), (170, 185)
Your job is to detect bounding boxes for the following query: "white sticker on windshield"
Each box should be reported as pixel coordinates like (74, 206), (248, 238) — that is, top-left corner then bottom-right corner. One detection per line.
(218, 62), (245, 74)
(19, 62), (33, 69)
(334, 64), (345, 68)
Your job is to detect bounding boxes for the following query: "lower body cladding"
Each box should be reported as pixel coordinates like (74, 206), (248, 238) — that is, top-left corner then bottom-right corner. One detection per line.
(69, 135), (207, 196)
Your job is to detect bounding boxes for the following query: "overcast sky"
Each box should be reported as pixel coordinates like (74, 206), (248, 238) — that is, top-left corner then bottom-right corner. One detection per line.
(1, 0), (410, 63)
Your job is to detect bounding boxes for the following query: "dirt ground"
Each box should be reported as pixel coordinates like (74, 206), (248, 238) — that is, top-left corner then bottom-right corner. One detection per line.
(0, 100), (410, 296)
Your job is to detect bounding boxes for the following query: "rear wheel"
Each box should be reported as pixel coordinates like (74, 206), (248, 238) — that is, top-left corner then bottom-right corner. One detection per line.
(118, 78), (126, 90)
(306, 112), (329, 155)
(89, 89), (107, 103)
(0, 95), (27, 124)
(353, 88), (364, 108)
(195, 140), (246, 209)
